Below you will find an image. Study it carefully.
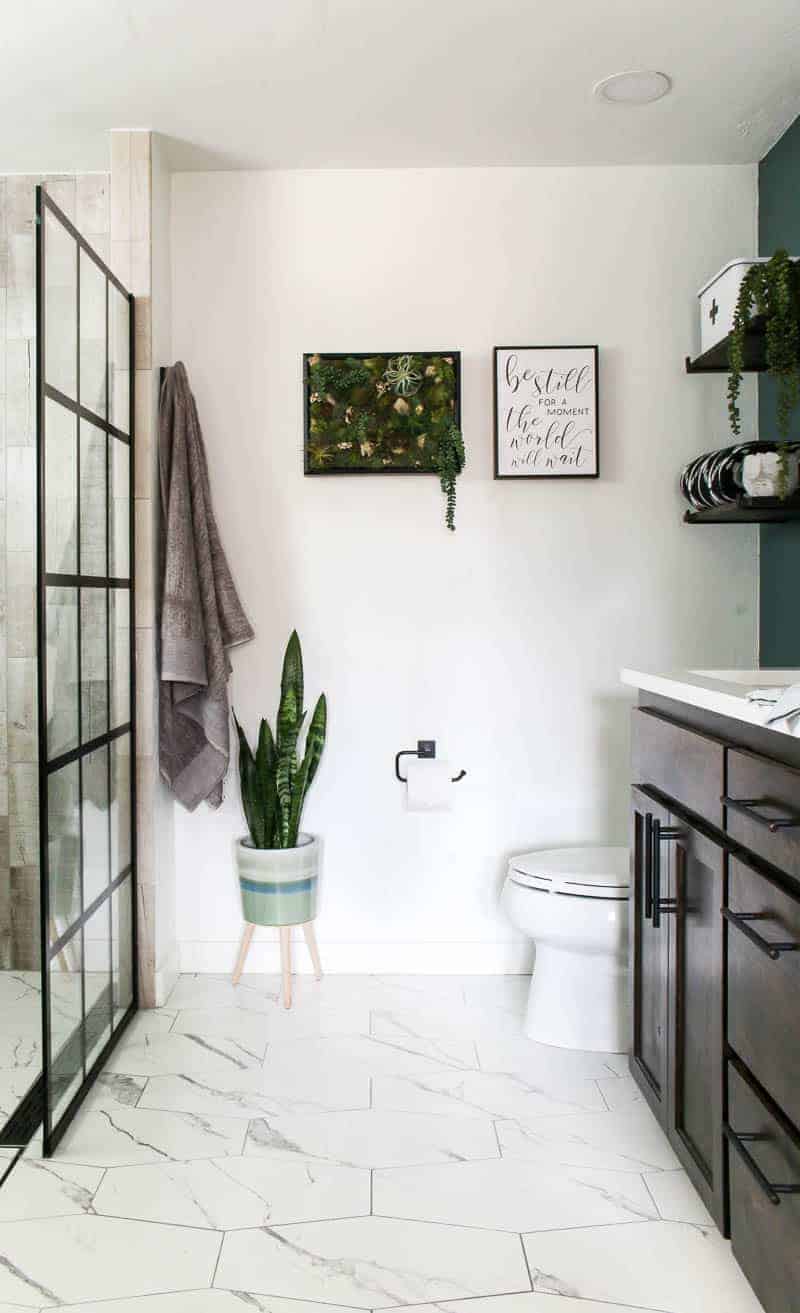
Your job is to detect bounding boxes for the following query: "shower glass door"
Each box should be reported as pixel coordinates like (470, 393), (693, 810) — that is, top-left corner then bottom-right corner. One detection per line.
(36, 185), (137, 1154)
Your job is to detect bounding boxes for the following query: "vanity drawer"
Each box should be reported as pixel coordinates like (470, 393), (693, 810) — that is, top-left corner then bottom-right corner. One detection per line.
(727, 857), (800, 1129)
(631, 708), (724, 825)
(725, 748), (800, 878)
(727, 1059), (800, 1313)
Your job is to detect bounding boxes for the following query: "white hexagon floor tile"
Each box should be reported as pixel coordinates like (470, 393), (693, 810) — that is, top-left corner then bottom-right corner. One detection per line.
(372, 1068), (607, 1120)
(264, 1031), (478, 1080)
(138, 1060), (371, 1119)
(215, 1216), (530, 1307)
(396, 1297), (665, 1313)
(495, 1101), (681, 1172)
(244, 1108), (499, 1169)
(0, 1215), (219, 1307)
(54, 1295), (360, 1313)
(523, 1220), (764, 1313)
(374, 1157), (658, 1231)
(93, 1156), (370, 1228)
(643, 1167), (715, 1224)
(0, 1160), (101, 1220)
(53, 1106), (247, 1166)
(103, 1030), (265, 1078)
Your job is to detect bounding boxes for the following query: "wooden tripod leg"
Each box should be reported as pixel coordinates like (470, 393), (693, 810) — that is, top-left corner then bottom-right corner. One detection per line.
(280, 927), (292, 1009)
(232, 923), (255, 985)
(302, 922), (322, 980)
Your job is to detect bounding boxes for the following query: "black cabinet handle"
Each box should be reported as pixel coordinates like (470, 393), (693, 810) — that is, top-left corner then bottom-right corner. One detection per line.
(721, 795), (800, 833)
(723, 1125), (800, 1206)
(644, 813), (653, 920)
(722, 908), (800, 960)
(651, 819), (682, 929)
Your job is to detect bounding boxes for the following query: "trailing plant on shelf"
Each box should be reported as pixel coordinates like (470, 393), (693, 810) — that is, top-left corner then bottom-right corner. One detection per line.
(234, 631), (327, 851)
(436, 423), (466, 530)
(728, 249), (800, 497)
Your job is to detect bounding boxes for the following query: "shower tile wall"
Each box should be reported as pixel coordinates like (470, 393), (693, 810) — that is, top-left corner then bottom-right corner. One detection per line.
(0, 172), (110, 969)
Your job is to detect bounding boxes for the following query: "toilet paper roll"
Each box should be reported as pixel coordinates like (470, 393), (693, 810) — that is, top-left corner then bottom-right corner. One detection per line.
(405, 758), (455, 811)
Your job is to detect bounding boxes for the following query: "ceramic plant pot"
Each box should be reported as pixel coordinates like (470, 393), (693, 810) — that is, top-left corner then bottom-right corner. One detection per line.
(235, 833), (320, 927)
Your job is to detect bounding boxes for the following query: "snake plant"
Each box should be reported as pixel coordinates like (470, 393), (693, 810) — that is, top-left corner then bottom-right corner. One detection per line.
(234, 632), (327, 849)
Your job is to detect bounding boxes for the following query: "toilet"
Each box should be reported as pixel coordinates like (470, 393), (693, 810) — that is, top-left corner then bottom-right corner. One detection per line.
(501, 845), (630, 1053)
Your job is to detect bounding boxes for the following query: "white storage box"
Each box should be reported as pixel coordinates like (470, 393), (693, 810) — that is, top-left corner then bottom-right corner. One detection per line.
(698, 257), (800, 356)
(698, 259), (769, 356)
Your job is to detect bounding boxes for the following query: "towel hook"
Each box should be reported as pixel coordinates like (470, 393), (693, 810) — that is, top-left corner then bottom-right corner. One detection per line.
(394, 739), (466, 784)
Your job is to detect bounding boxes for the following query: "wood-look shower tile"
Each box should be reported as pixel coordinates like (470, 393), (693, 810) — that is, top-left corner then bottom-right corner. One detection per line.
(7, 658), (37, 763)
(110, 132), (132, 242)
(6, 551), (36, 657)
(4, 340), (35, 445)
(76, 175), (110, 239)
(8, 765), (38, 866)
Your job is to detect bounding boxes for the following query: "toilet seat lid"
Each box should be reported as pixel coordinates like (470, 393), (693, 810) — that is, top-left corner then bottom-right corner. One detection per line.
(509, 846), (629, 899)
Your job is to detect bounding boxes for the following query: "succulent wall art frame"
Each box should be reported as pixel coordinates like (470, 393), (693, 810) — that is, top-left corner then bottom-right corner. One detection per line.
(303, 351), (461, 476)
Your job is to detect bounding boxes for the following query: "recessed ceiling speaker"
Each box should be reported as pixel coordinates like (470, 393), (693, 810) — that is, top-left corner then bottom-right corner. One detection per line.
(593, 70), (672, 105)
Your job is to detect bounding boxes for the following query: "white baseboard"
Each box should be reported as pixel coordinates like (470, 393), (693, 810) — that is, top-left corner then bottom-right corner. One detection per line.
(178, 938), (533, 975)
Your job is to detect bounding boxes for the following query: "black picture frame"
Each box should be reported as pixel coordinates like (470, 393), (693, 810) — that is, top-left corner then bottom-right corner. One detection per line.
(303, 351), (461, 476)
(493, 345), (599, 480)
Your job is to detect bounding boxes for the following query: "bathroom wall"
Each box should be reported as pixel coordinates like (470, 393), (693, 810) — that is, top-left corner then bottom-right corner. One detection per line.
(170, 164), (759, 973)
(0, 172), (109, 970)
(108, 131), (177, 1006)
(758, 113), (800, 667)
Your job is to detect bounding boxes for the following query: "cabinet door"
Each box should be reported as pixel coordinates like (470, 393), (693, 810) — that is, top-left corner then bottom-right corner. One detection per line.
(667, 817), (726, 1228)
(629, 788), (670, 1128)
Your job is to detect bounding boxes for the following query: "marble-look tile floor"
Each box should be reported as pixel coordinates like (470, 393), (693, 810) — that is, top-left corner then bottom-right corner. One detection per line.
(0, 973), (765, 1312)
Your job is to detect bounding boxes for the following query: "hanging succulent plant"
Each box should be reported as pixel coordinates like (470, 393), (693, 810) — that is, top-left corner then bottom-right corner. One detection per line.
(436, 423), (466, 531)
(728, 250), (800, 447)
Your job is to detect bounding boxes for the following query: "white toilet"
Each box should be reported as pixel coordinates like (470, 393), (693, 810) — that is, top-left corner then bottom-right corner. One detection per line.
(501, 845), (630, 1053)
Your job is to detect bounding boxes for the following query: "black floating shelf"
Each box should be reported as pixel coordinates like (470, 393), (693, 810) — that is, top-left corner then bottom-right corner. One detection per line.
(685, 316), (767, 374)
(684, 500), (800, 524)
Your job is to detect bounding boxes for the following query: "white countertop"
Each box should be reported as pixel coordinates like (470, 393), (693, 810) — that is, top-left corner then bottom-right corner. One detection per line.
(621, 668), (800, 735)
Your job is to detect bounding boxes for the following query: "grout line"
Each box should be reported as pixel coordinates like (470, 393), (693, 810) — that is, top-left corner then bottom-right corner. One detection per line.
(518, 1232), (534, 1291)
(209, 1227), (225, 1289)
(595, 1078), (611, 1111)
(640, 1172), (662, 1219)
(492, 1120), (503, 1158)
(368, 1212), (655, 1238)
(370, 1168), (374, 1215)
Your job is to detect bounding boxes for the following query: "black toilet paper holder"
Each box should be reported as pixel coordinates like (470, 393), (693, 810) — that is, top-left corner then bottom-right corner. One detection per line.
(394, 740), (466, 784)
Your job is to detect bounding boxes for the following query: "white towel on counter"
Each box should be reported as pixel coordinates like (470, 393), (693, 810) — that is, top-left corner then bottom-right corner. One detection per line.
(747, 683), (800, 735)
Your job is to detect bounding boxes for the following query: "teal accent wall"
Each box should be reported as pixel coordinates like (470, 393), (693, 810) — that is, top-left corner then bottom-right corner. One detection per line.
(760, 115), (800, 666)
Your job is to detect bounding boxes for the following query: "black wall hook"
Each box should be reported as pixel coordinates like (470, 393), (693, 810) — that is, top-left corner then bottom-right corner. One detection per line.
(395, 739), (466, 784)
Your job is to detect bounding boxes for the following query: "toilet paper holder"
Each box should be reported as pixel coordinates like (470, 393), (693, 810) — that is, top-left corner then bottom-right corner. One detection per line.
(394, 740), (466, 784)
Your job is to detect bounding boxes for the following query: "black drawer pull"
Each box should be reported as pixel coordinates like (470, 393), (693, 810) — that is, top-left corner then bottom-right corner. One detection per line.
(651, 819), (683, 929)
(644, 813), (653, 920)
(722, 908), (800, 960)
(723, 1125), (800, 1206)
(722, 795), (800, 832)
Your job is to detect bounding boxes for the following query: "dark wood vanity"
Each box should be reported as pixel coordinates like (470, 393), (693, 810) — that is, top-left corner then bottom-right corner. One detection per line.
(630, 692), (800, 1313)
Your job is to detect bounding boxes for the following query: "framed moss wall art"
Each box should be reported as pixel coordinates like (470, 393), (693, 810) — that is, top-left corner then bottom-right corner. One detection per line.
(303, 351), (461, 475)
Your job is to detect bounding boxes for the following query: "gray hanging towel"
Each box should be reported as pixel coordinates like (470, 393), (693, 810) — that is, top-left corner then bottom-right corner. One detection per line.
(158, 361), (254, 809)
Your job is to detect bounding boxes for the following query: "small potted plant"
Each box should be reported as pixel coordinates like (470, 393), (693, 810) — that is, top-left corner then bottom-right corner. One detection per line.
(728, 249), (800, 499)
(232, 631), (327, 1006)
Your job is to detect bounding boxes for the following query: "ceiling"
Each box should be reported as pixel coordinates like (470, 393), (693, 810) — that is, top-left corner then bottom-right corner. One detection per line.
(3, 0), (800, 172)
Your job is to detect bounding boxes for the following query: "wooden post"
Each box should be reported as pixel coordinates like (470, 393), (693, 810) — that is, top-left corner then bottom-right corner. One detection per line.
(232, 923), (255, 985)
(302, 922), (323, 980)
(280, 926), (292, 1008)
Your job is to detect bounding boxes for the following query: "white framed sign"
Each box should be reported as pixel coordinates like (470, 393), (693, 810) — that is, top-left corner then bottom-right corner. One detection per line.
(494, 345), (599, 479)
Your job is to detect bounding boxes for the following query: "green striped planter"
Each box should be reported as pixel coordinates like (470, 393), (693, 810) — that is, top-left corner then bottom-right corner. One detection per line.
(235, 833), (320, 927)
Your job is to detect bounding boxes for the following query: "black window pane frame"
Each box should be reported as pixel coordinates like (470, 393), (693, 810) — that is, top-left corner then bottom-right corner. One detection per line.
(36, 185), (138, 1156)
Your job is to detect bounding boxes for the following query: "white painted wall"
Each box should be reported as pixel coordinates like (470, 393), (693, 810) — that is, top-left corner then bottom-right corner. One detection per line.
(170, 165), (758, 974)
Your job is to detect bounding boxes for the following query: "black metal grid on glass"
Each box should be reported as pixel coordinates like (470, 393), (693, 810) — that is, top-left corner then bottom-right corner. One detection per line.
(35, 186), (138, 1156)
